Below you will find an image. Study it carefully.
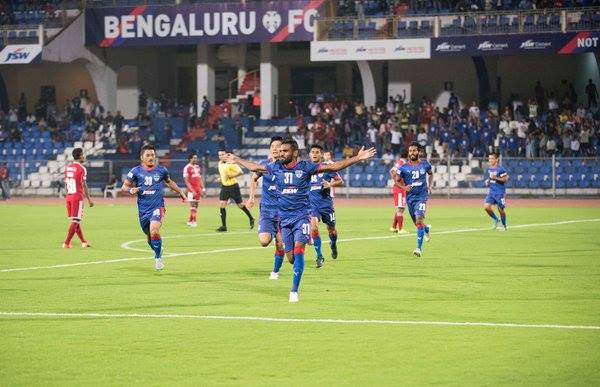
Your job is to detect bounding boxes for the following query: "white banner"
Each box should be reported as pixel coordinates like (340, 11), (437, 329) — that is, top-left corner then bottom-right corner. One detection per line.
(0, 45), (42, 64)
(311, 39), (430, 61)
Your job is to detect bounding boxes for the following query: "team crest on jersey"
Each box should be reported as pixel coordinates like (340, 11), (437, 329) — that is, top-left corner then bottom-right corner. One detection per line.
(295, 170), (303, 178)
(419, 168), (425, 174)
(153, 174), (160, 182)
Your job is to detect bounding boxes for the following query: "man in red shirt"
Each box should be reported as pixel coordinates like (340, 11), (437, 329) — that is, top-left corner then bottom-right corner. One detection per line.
(63, 148), (94, 248)
(183, 153), (203, 227)
(389, 156), (408, 234)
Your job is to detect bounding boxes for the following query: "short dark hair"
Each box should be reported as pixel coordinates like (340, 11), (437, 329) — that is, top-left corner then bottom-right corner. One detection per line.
(408, 141), (420, 149)
(218, 149), (227, 153)
(281, 139), (298, 151)
(72, 148), (83, 160)
(140, 145), (156, 155)
(488, 152), (499, 158)
(188, 153), (198, 161)
(310, 144), (323, 151)
(270, 136), (283, 145)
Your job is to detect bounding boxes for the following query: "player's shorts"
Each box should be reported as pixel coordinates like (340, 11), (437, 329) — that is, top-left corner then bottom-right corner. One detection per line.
(485, 193), (507, 209)
(66, 198), (84, 219)
(187, 189), (202, 202)
(258, 208), (280, 236)
(407, 197), (428, 223)
(139, 207), (165, 234)
(392, 186), (407, 208)
(310, 207), (336, 227)
(219, 183), (242, 204)
(280, 214), (311, 252)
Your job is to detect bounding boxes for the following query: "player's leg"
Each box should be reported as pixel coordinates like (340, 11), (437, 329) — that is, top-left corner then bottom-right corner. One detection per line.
(325, 211), (338, 259)
(233, 184), (254, 229)
(391, 190), (400, 232)
(412, 201), (428, 257)
(396, 192), (407, 234)
(497, 196), (507, 231)
(148, 208), (165, 270)
(310, 212), (323, 267)
(217, 188), (228, 231)
(484, 196), (499, 229)
(72, 200), (90, 247)
(289, 220), (310, 302)
(270, 229), (285, 279)
(63, 199), (79, 248)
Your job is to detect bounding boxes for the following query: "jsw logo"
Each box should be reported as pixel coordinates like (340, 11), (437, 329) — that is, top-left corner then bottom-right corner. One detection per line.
(5, 50), (29, 62)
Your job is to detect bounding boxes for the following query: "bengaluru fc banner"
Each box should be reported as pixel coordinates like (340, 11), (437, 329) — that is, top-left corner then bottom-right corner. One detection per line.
(85, 0), (325, 47)
(431, 31), (600, 57)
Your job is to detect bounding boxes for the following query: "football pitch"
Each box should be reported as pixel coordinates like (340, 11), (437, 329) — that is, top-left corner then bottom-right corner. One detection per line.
(1, 199), (600, 385)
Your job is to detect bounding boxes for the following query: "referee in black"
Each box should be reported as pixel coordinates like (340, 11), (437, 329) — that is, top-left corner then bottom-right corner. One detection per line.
(216, 149), (255, 232)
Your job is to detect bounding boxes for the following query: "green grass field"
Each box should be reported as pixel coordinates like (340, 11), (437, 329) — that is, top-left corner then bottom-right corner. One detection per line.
(1, 201), (600, 385)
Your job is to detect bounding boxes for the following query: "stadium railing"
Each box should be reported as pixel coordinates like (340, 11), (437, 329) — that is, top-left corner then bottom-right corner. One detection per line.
(315, 7), (600, 40)
(4, 155), (599, 198)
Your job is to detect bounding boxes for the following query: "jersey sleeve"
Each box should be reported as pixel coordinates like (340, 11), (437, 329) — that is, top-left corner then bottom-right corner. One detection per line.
(183, 165), (189, 179)
(424, 161), (433, 174)
(161, 166), (171, 182)
(125, 168), (137, 185)
(81, 166), (87, 181)
(498, 166), (508, 177)
(305, 161), (320, 175)
(264, 160), (278, 175)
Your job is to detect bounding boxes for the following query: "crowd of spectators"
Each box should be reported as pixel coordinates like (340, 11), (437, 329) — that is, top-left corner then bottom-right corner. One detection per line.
(288, 80), (600, 161)
(0, 1), (62, 26)
(336, 0), (599, 17)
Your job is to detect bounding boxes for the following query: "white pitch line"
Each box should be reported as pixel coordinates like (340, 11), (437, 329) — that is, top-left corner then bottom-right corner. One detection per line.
(1, 218), (599, 274)
(0, 311), (598, 331)
(120, 230), (254, 252)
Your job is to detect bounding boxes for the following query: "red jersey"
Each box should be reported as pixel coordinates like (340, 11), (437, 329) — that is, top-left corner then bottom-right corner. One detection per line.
(64, 162), (87, 200)
(183, 163), (202, 192)
(391, 159), (406, 193)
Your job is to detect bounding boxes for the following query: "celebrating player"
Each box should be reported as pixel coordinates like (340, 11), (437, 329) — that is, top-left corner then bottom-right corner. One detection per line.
(216, 149), (255, 232)
(308, 145), (343, 268)
(247, 136), (286, 279)
(395, 142), (433, 258)
(183, 153), (203, 227)
(121, 145), (187, 270)
(484, 153), (508, 231)
(389, 156), (408, 234)
(63, 148), (94, 248)
(227, 140), (376, 302)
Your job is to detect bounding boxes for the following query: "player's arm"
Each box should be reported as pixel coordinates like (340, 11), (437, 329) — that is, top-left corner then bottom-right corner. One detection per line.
(323, 175), (343, 188)
(390, 168), (404, 188)
(427, 169), (433, 195)
(165, 177), (187, 201)
(247, 172), (261, 209)
(225, 154), (268, 173)
(82, 180), (94, 207)
(121, 179), (139, 195)
(317, 146), (376, 173)
(491, 173), (508, 183)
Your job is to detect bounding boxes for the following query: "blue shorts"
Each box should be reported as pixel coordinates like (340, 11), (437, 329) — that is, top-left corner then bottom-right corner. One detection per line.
(407, 197), (428, 223)
(310, 207), (336, 227)
(485, 193), (506, 209)
(139, 207), (164, 234)
(258, 208), (280, 236)
(280, 214), (311, 252)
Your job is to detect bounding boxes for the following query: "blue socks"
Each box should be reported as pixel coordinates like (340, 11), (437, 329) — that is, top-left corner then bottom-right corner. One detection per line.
(501, 214), (507, 227)
(273, 250), (284, 273)
(424, 225), (430, 235)
(416, 224), (425, 250)
(329, 232), (337, 250)
(150, 237), (162, 259)
(486, 209), (499, 221)
(291, 247), (305, 292)
(312, 231), (322, 257)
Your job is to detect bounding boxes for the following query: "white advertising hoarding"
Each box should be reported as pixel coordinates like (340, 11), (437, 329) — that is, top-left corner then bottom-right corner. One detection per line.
(311, 39), (430, 61)
(0, 45), (42, 64)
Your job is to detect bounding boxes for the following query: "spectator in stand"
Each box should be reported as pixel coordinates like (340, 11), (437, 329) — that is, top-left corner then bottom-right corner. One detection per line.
(585, 79), (598, 110)
(0, 163), (10, 200)
(342, 143), (354, 159)
(468, 101), (480, 122)
(200, 96), (210, 124)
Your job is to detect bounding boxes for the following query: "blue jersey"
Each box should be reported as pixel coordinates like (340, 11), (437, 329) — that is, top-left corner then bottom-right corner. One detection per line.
(266, 160), (319, 225)
(398, 160), (432, 200)
(256, 159), (279, 212)
(126, 165), (171, 214)
(487, 165), (507, 196)
(309, 171), (339, 210)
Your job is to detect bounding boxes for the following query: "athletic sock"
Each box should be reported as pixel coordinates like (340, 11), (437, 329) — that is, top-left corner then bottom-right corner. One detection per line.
(397, 214), (404, 230)
(190, 207), (197, 222)
(424, 224), (430, 234)
(416, 224), (425, 250)
(150, 235), (162, 259)
(311, 230), (322, 257)
(291, 246), (305, 292)
(64, 222), (77, 244)
(220, 208), (227, 227)
(75, 223), (86, 243)
(329, 230), (338, 250)
(486, 208), (499, 221)
(273, 249), (285, 273)
(501, 214), (507, 228)
(392, 214), (398, 228)
(240, 205), (253, 220)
